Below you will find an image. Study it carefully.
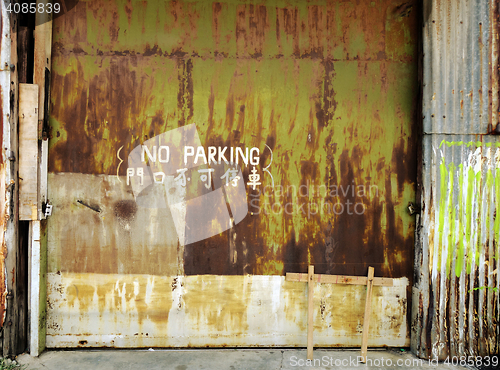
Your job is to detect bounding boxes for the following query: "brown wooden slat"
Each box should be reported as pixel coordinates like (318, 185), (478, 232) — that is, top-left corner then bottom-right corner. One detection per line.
(307, 265), (314, 360)
(286, 272), (393, 287)
(360, 266), (375, 363)
(17, 27), (31, 84)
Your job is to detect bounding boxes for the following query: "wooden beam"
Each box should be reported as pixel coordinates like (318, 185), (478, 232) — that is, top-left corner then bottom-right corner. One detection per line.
(33, 0), (52, 220)
(307, 265), (314, 360)
(286, 272), (393, 287)
(19, 84), (39, 221)
(30, 1), (52, 356)
(17, 26), (32, 84)
(286, 267), (394, 360)
(2, 3), (22, 357)
(360, 266), (375, 363)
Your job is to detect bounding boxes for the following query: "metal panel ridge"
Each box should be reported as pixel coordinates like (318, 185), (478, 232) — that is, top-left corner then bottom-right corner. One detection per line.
(423, 0), (491, 135)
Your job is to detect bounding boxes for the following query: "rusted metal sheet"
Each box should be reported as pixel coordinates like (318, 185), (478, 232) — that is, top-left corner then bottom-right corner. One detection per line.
(47, 0), (419, 347)
(49, 0), (418, 277)
(413, 0), (499, 360)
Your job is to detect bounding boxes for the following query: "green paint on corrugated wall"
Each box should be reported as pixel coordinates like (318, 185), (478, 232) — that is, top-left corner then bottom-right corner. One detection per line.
(495, 168), (500, 260)
(485, 168), (493, 260)
(438, 157), (447, 271)
(446, 162), (455, 275)
(456, 163), (465, 277)
(437, 148), (500, 277)
(474, 170), (482, 266)
(465, 165), (474, 274)
(439, 140), (500, 148)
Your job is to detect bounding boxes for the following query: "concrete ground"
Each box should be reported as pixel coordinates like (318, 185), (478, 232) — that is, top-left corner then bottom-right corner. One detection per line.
(16, 348), (476, 370)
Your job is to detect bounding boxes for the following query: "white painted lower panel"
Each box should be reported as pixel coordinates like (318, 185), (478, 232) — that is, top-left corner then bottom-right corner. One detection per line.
(46, 273), (409, 348)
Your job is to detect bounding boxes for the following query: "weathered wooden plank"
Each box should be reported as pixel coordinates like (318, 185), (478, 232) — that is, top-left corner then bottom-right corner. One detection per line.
(19, 84), (39, 221)
(29, 2), (52, 356)
(289, 266), (391, 360)
(30, 221), (42, 355)
(2, 3), (23, 357)
(286, 272), (393, 287)
(33, 1), (52, 220)
(17, 26), (32, 84)
(307, 265), (314, 360)
(360, 267), (375, 363)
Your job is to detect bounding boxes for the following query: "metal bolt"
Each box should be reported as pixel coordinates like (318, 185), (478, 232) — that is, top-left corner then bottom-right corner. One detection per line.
(407, 202), (419, 215)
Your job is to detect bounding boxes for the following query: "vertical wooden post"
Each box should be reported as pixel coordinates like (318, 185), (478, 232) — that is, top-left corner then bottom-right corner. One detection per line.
(2, 2), (21, 357)
(360, 266), (375, 363)
(307, 265), (314, 360)
(19, 84), (39, 220)
(30, 1), (52, 356)
(33, 0), (52, 219)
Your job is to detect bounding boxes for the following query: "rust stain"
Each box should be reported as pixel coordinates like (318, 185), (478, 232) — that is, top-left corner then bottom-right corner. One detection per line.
(177, 58), (194, 126)
(276, 7), (299, 57)
(57, 273), (173, 332)
(113, 200), (137, 222)
(182, 275), (249, 333)
(66, 283), (95, 311)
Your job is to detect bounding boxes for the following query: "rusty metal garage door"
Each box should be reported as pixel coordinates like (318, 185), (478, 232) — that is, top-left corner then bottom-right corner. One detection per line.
(46, 0), (419, 348)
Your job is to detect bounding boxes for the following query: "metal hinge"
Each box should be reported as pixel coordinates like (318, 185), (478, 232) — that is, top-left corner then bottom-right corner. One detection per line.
(43, 201), (53, 217)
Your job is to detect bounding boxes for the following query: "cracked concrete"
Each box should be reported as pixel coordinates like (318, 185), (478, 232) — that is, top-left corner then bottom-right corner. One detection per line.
(16, 349), (476, 370)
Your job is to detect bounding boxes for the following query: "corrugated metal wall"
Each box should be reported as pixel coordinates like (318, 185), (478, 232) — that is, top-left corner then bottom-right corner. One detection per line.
(413, 0), (499, 359)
